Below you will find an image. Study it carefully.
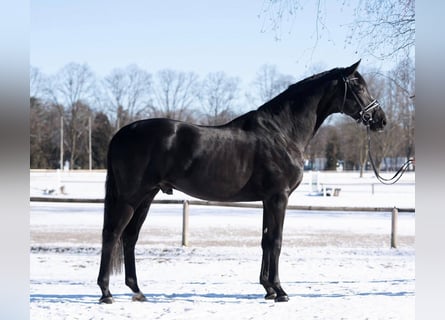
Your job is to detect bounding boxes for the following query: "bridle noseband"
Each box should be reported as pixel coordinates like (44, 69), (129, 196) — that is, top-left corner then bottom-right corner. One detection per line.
(340, 77), (380, 126)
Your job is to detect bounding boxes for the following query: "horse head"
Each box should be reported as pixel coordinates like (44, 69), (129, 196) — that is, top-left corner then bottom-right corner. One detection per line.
(340, 61), (387, 132)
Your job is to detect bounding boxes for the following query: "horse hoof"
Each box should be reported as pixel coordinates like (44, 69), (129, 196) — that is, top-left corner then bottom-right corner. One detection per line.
(132, 292), (147, 302)
(275, 295), (289, 302)
(99, 296), (114, 304)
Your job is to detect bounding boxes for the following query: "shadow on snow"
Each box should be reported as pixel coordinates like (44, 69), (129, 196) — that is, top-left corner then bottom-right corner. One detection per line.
(30, 288), (414, 305)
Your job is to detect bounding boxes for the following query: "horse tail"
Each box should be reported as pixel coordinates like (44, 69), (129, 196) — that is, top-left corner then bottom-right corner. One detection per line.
(103, 150), (124, 275)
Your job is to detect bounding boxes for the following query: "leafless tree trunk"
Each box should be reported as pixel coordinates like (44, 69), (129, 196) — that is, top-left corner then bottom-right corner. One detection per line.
(66, 101), (93, 168)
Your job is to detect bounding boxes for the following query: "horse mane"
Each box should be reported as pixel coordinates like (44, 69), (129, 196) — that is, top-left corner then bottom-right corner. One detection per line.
(257, 67), (343, 114)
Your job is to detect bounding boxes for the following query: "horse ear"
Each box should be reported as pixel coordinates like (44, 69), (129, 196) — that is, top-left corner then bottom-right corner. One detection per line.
(343, 60), (361, 76)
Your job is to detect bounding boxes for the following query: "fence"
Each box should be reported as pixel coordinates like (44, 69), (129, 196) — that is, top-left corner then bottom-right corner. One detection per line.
(30, 196), (412, 248)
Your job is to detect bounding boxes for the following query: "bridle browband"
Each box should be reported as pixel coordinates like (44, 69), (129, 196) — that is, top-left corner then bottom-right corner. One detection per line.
(340, 76), (380, 126)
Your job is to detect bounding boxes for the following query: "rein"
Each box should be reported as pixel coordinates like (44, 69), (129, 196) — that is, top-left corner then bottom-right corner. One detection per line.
(341, 76), (414, 185)
(366, 126), (415, 185)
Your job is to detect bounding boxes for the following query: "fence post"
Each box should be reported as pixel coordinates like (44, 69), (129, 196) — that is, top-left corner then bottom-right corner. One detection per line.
(182, 200), (189, 247)
(391, 207), (398, 249)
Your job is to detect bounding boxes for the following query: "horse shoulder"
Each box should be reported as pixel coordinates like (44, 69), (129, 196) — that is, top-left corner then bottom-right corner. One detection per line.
(252, 131), (303, 187)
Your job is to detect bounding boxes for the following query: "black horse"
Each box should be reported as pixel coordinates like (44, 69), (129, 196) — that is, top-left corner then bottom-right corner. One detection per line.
(97, 60), (386, 304)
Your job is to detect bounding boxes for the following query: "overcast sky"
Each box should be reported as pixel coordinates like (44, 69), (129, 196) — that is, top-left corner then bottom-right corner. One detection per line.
(31, 0), (395, 83)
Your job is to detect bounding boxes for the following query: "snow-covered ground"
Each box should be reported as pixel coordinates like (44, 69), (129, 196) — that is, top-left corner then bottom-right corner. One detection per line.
(30, 170), (415, 319)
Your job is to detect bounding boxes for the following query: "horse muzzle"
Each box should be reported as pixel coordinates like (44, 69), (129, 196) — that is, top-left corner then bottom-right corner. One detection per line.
(366, 105), (387, 132)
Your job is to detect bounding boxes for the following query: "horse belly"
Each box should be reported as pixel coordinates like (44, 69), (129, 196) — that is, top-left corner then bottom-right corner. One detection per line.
(171, 159), (254, 201)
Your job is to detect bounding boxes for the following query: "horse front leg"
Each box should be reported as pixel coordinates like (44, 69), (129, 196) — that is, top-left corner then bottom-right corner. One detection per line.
(260, 193), (289, 302)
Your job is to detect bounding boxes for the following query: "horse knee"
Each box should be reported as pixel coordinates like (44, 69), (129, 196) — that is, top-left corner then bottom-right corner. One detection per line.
(261, 230), (282, 249)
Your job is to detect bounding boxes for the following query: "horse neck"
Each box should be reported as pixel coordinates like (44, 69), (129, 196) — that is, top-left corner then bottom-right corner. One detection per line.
(312, 82), (340, 134)
(256, 80), (339, 150)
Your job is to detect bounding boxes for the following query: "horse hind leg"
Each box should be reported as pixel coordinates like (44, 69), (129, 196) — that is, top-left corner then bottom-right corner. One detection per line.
(122, 189), (159, 302)
(97, 200), (135, 304)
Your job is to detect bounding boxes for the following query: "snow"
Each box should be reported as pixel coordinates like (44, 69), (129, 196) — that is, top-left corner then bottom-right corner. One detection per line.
(30, 171), (415, 319)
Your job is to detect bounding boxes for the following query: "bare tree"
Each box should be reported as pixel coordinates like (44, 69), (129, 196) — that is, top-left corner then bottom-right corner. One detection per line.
(48, 63), (96, 108)
(260, 0), (414, 60)
(198, 72), (240, 125)
(64, 101), (94, 169)
(248, 64), (295, 107)
(346, 0), (415, 60)
(103, 65), (152, 130)
(45, 63), (97, 169)
(387, 58), (415, 162)
(30, 97), (62, 168)
(30, 66), (45, 99)
(152, 69), (199, 121)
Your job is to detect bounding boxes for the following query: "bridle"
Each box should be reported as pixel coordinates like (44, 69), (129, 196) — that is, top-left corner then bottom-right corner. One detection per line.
(340, 76), (415, 185)
(340, 76), (380, 126)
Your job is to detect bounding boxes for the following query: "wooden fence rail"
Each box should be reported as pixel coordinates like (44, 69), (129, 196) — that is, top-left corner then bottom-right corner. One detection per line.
(30, 197), (413, 248)
(29, 196), (414, 213)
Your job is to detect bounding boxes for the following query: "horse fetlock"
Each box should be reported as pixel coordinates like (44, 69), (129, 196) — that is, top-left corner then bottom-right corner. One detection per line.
(272, 285), (289, 302)
(264, 287), (277, 300)
(125, 277), (137, 289)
